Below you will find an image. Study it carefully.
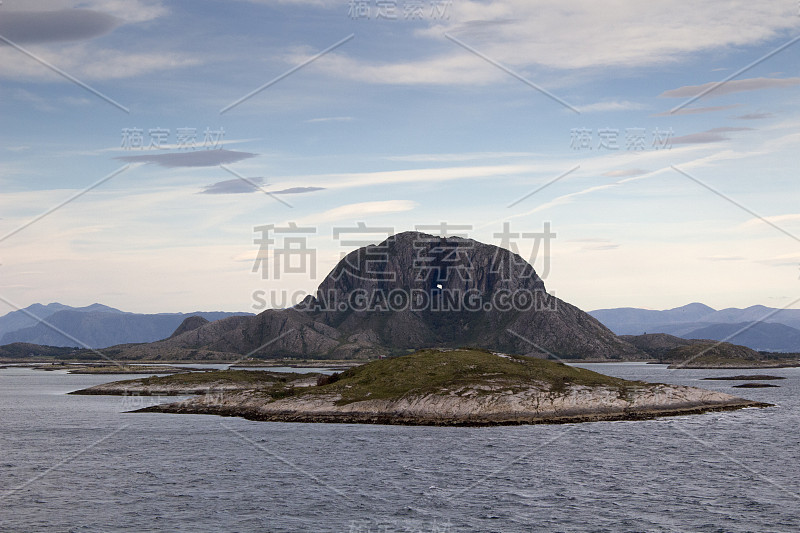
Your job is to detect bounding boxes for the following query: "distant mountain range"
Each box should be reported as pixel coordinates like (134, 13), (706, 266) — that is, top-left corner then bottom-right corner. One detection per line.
(589, 303), (800, 352)
(0, 303), (251, 349)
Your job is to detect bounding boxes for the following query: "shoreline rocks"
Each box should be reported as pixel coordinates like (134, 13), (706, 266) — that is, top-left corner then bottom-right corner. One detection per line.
(134, 382), (770, 427)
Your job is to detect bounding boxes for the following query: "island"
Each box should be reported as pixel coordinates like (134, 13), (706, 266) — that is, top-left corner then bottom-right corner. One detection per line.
(702, 375), (785, 381)
(34, 363), (198, 374)
(73, 348), (771, 426)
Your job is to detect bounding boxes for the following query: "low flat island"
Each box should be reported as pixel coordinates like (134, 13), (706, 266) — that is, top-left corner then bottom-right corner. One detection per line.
(73, 349), (772, 426)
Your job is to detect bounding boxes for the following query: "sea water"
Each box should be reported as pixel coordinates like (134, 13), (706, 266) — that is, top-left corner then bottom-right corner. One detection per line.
(1, 364), (798, 532)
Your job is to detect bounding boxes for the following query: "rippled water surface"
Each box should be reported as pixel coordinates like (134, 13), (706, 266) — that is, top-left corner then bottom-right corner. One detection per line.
(1, 364), (798, 532)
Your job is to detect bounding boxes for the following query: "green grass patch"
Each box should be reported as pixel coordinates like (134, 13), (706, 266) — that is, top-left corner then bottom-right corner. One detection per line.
(303, 348), (647, 405)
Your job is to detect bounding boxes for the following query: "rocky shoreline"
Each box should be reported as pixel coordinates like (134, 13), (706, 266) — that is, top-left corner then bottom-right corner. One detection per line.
(138, 401), (766, 426)
(135, 383), (770, 427)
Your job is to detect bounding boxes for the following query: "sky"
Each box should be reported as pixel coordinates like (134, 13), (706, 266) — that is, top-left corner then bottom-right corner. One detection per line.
(0, 0), (799, 315)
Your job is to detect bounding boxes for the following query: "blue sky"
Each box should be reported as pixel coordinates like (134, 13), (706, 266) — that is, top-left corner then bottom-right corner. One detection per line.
(1, 0), (799, 314)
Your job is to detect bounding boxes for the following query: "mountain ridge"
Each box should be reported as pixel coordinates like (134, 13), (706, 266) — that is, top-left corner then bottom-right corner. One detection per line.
(590, 304), (800, 351)
(0, 304), (252, 349)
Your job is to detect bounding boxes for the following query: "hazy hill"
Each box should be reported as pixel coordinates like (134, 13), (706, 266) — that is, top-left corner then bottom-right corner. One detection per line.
(681, 321), (800, 352)
(0, 303), (120, 339)
(591, 304), (800, 352)
(589, 303), (716, 335)
(0, 307), (251, 349)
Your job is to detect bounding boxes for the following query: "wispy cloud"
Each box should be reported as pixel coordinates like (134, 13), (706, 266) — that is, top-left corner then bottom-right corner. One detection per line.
(387, 152), (539, 162)
(0, 9), (119, 44)
(701, 255), (746, 262)
(585, 243), (619, 251)
(579, 100), (647, 113)
(671, 127), (753, 145)
(116, 150), (257, 168)
(269, 187), (325, 195)
(304, 116), (353, 123)
(651, 104), (739, 116)
(755, 252), (800, 267)
(0, 41), (200, 82)
(735, 112), (774, 120)
(741, 213), (800, 229)
(320, 1), (800, 85)
(568, 239), (620, 251)
(306, 163), (543, 190)
(200, 177), (265, 194)
(602, 169), (648, 178)
(660, 77), (800, 98)
(299, 200), (417, 225)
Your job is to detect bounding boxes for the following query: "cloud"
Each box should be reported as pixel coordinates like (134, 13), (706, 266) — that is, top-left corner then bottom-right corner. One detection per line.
(568, 238), (619, 251)
(1, 1), (168, 24)
(602, 169), (648, 178)
(314, 163), (540, 190)
(0, 9), (120, 44)
(706, 127), (754, 132)
(305, 116), (354, 123)
(741, 213), (800, 229)
(651, 104), (739, 116)
(735, 112), (774, 120)
(200, 177), (265, 194)
(578, 100), (647, 113)
(269, 187), (325, 194)
(660, 77), (800, 98)
(80, 0), (168, 23)
(0, 42), (202, 81)
(493, 165), (672, 225)
(308, 2), (800, 86)
(671, 127), (753, 145)
(755, 252), (800, 267)
(200, 180), (324, 195)
(0, 1), (193, 83)
(241, 0), (339, 6)
(115, 149), (257, 168)
(701, 255), (746, 261)
(436, 3), (800, 70)
(387, 152), (539, 162)
(11, 88), (92, 111)
(305, 51), (504, 86)
(670, 132), (727, 144)
(300, 200), (417, 225)
(585, 244), (620, 251)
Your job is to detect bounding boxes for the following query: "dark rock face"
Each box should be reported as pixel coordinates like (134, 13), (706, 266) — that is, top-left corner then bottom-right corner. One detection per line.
(158, 232), (642, 360)
(168, 316), (210, 339)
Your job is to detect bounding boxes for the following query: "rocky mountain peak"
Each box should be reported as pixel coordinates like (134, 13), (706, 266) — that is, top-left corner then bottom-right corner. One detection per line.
(148, 232), (641, 361)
